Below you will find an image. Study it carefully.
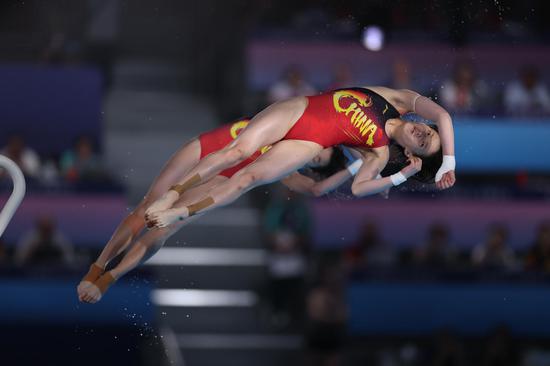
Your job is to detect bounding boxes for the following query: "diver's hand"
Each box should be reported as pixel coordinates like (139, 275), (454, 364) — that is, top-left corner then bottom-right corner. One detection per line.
(145, 191), (179, 221)
(400, 156), (422, 178)
(436, 170), (455, 190)
(435, 155), (455, 184)
(435, 155), (456, 190)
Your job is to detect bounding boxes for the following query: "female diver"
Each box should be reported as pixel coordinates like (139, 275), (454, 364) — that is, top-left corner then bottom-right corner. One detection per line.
(78, 119), (366, 303)
(145, 86), (456, 228)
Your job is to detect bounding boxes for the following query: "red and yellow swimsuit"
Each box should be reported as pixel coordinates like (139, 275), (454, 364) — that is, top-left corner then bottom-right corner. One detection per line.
(199, 119), (270, 178)
(284, 87), (400, 148)
(201, 88), (398, 177)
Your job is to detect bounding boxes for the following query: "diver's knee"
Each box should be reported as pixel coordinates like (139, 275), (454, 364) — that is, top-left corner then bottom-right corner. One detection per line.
(225, 144), (253, 164)
(235, 171), (264, 191)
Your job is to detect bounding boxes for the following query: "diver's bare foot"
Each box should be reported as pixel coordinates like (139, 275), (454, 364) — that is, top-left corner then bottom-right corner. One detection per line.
(145, 191), (179, 220)
(77, 263), (104, 300)
(77, 280), (94, 298)
(148, 208), (188, 228)
(79, 272), (116, 304)
(79, 283), (103, 303)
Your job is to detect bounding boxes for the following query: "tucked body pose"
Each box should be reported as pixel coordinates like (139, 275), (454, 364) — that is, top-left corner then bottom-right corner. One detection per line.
(146, 86), (456, 228)
(77, 119), (360, 303)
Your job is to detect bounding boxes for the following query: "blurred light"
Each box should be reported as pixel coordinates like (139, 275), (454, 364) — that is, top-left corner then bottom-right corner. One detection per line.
(362, 26), (384, 51)
(152, 289), (258, 307)
(177, 334), (302, 349)
(145, 248), (267, 266)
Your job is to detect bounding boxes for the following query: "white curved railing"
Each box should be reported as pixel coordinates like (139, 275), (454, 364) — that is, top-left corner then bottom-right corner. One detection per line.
(0, 155), (26, 238)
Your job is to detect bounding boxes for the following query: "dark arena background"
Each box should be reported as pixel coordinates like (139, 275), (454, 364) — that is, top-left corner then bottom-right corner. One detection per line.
(1, 1), (550, 365)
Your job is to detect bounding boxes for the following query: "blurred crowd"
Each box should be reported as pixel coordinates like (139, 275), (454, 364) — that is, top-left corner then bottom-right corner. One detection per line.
(0, 133), (117, 270)
(0, 133), (116, 190)
(345, 220), (550, 273)
(307, 323), (550, 366)
(342, 324), (547, 366)
(0, 214), (75, 269)
(261, 186), (550, 366)
(266, 61), (550, 117)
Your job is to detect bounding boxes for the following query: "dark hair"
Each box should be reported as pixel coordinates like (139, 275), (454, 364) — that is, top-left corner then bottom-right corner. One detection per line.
(309, 146), (348, 179)
(380, 124), (443, 184)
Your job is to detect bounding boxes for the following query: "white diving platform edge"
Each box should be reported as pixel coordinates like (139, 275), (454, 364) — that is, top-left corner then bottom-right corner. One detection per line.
(0, 155), (26, 238)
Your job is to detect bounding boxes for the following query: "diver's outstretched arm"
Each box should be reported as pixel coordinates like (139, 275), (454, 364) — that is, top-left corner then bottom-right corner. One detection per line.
(394, 88), (455, 189)
(366, 87), (456, 190)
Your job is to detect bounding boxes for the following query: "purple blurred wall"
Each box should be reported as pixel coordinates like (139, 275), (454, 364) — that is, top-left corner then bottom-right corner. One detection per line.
(0, 194), (127, 247)
(311, 198), (550, 249)
(0, 65), (102, 155)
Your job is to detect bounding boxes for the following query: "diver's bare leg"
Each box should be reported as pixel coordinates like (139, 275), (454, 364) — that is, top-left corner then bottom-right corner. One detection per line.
(79, 176), (225, 303)
(149, 140), (322, 228)
(77, 139), (201, 294)
(161, 98), (308, 200)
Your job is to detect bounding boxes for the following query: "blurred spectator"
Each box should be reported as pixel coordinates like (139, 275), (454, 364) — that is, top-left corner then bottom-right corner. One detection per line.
(440, 61), (489, 114)
(504, 66), (550, 116)
(305, 261), (347, 366)
(524, 221), (550, 272)
(481, 325), (519, 366)
(267, 66), (317, 103)
(429, 328), (466, 366)
(414, 223), (457, 269)
(263, 188), (311, 329)
(39, 155), (61, 186)
(472, 224), (518, 270)
(60, 136), (110, 183)
(15, 215), (75, 267)
(390, 59), (413, 90)
(326, 63), (353, 90)
(346, 221), (396, 270)
(0, 135), (41, 179)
